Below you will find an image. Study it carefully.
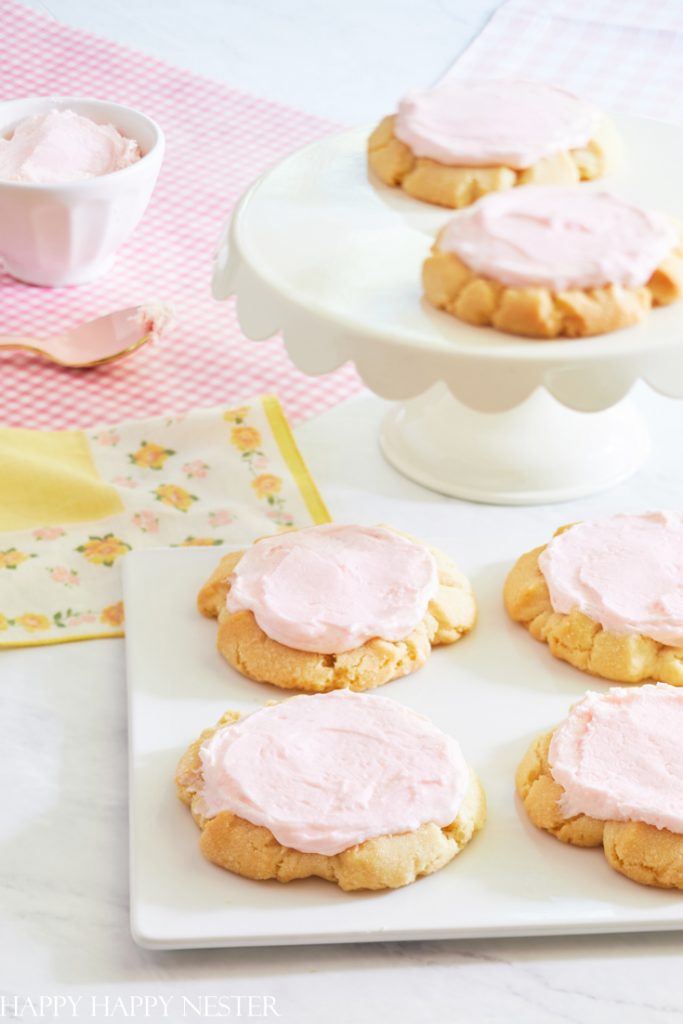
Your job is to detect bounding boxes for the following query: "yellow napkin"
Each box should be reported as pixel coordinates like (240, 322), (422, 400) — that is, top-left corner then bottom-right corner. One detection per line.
(0, 396), (329, 647)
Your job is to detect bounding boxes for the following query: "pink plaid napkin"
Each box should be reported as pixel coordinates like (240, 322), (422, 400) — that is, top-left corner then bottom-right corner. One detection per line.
(0, 0), (362, 430)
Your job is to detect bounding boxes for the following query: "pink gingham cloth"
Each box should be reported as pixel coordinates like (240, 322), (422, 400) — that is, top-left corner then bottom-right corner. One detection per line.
(446, 0), (683, 122)
(2, 0), (683, 431)
(0, 0), (359, 429)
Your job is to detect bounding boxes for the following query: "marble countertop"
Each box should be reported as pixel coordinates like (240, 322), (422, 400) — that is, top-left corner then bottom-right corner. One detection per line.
(4, 1), (683, 1020)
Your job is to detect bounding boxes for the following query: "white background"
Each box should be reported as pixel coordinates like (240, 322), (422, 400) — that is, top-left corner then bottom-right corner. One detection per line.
(4, 1), (683, 1021)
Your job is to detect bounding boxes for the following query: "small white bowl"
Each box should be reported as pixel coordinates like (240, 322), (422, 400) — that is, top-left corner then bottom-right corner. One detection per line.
(0, 96), (165, 286)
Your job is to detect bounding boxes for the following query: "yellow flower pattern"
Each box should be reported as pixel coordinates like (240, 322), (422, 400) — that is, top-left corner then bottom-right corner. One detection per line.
(223, 405), (251, 423)
(17, 613), (51, 633)
(100, 602), (125, 628)
(77, 534), (132, 567)
(230, 426), (262, 452)
(0, 548), (34, 570)
(129, 441), (175, 470)
(153, 484), (198, 512)
(0, 399), (310, 645)
(252, 474), (283, 498)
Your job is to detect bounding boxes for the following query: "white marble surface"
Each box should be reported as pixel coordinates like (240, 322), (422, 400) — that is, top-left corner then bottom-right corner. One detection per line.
(3, 1), (683, 1021)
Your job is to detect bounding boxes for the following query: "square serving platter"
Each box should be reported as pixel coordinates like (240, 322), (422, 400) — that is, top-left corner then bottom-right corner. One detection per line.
(124, 544), (683, 949)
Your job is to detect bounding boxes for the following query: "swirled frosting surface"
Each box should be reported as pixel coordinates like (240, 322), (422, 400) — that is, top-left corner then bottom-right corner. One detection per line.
(548, 684), (683, 832)
(438, 187), (675, 290)
(0, 108), (140, 183)
(539, 511), (683, 647)
(199, 690), (469, 855)
(226, 524), (438, 654)
(394, 80), (597, 169)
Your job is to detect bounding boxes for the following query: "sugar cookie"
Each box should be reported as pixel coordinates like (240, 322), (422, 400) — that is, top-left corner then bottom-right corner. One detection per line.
(368, 80), (617, 209)
(504, 512), (683, 684)
(199, 524), (476, 692)
(516, 684), (683, 890)
(423, 188), (683, 338)
(176, 691), (486, 891)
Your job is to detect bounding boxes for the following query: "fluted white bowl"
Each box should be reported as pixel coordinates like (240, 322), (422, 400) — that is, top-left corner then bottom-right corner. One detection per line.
(0, 96), (164, 286)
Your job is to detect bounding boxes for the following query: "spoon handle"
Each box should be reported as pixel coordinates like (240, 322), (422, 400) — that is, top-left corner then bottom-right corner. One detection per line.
(0, 336), (42, 347)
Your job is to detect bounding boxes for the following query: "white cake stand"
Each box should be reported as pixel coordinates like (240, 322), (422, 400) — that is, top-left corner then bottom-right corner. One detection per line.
(213, 115), (683, 504)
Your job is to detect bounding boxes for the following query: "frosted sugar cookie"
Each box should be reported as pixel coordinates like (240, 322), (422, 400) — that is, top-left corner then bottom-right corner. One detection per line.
(516, 684), (683, 890)
(368, 80), (617, 209)
(423, 188), (683, 338)
(504, 511), (683, 684)
(198, 524), (476, 692)
(176, 690), (486, 890)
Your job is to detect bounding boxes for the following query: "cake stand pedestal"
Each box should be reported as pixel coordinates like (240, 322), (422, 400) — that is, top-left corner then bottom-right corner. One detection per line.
(213, 120), (683, 505)
(379, 385), (649, 505)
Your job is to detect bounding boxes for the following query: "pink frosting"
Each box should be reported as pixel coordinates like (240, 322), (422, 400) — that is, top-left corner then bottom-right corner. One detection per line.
(548, 684), (683, 833)
(0, 108), (140, 184)
(394, 80), (597, 169)
(539, 511), (683, 647)
(198, 690), (469, 855)
(226, 524), (438, 654)
(438, 187), (676, 290)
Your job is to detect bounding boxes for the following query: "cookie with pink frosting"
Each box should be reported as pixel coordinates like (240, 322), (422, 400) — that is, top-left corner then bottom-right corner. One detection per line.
(198, 524), (476, 692)
(423, 187), (683, 338)
(504, 512), (683, 684)
(368, 80), (618, 209)
(517, 684), (683, 890)
(176, 690), (486, 890)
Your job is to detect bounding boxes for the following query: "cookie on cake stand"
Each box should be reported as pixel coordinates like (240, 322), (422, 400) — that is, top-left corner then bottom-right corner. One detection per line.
(213, 114), (683, 504)
(368, 79), (618, 209)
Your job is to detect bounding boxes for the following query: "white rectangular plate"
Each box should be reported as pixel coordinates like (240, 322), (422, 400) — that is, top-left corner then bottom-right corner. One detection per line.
(125, 545), (683, 949)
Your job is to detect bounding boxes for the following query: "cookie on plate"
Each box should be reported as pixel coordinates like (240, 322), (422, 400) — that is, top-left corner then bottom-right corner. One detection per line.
(504, 511), (683, 685)
(516, 684), (683, 890)
(198, 523), (476, 692)
(176, 690), (486, 891)
(368, 79), (617, 210)
(423, 188), (683, 338)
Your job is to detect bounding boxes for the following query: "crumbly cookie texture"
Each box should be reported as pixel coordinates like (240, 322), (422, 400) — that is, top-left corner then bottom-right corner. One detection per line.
(367, 113), (618, 210)
(503, 529), (683, 685)
(516, 730), (683, 890)
(422, 238), (683, 339)
(176, 711), (487, 891)
(198, 534), (477, 692)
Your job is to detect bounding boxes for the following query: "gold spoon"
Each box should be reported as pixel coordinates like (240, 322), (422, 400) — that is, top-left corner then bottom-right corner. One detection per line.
(0, 304), (173, 368)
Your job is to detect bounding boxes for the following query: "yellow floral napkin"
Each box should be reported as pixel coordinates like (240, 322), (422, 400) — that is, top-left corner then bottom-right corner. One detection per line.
(0, 396), (329, 647)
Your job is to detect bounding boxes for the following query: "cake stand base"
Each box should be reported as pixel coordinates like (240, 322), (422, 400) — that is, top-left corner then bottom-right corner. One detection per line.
(379, 384), (651, 505)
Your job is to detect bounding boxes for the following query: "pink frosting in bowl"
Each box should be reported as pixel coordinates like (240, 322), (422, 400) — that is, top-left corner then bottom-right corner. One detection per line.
(0, 108), (141, 184)
(438, 188), (676, 291)
(226, 524), (438, 654)
(538, 511), (683, 647)
(549, 684), (683, 833)
(199, 690), (470, 855)
(394, 80), (598, 170)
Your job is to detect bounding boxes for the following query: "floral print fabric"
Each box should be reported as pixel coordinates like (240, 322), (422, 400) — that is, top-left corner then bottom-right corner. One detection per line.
(0, 397), (329, 646)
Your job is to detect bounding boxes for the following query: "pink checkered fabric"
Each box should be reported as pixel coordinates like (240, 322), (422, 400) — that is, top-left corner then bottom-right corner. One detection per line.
(0, 0), (361, 429)
(446, 0), (683, 122)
